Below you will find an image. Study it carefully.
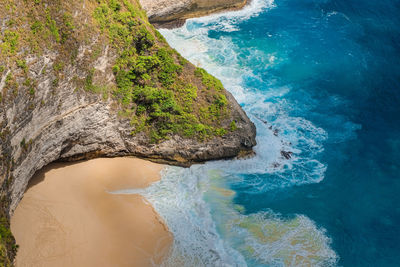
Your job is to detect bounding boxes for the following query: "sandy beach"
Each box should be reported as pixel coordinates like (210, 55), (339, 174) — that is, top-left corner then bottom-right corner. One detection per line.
(11, 157), (172, 267)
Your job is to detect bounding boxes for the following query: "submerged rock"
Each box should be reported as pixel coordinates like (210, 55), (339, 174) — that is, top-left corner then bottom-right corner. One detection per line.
(281, 151), (293, 160)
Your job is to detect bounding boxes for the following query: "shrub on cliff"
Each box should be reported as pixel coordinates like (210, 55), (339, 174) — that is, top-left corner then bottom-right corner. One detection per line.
(91, 0), (235, 142)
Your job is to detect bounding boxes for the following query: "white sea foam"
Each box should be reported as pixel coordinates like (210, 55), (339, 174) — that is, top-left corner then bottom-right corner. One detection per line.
(159, 0), (328, 187)
(113, 0), (340, 265)
(114, 166), (337, 266)
(186, 0), (276, 32)
(114, 166), (248, 267)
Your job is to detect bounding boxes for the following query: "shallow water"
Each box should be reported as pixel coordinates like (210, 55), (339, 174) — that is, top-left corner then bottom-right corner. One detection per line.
(118, 0), (400, 265)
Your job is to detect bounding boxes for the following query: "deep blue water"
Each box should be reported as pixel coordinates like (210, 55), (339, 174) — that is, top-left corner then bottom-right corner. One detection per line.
(132, 0), (400, 266)
(226, 0), (400, 265)
(218, 0), (400, 265)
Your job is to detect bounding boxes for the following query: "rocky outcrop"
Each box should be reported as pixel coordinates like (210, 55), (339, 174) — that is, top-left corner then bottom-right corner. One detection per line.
(140, 0), (247, 27)
(1, 53), (255, 213)
(0, 0), (255, 264)
(0, 0), (255, 215)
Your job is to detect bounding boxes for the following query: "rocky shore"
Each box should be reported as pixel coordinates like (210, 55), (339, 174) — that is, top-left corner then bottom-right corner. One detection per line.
(140, 0), (248, 27)
(0, 0), (255, 265)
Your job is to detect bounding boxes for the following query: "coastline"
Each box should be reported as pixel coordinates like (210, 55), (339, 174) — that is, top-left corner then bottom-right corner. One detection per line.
(2, 0), (257, 265)
(11, 157), (172, 267)
(143, 0), (249, 28)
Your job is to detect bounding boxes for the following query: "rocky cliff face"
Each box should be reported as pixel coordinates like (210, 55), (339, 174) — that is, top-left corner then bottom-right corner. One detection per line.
(140, 0), (247, 27)
(1, 54), (255, 214)
(0, 0), (255, 265)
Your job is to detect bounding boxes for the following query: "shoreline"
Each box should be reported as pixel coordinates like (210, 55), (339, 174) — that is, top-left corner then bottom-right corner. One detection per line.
(0, 0), (259, 263)
(5, 1), (256, 265)
(146, 0), (249, 29)
(11, 157), (172, 267)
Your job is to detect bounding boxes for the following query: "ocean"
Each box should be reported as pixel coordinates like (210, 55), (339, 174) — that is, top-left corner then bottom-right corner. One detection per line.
(117, 0), (400, 265)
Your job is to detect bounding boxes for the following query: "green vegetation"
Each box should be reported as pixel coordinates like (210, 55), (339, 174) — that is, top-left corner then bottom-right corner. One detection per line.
(84, 68), (108, 93)
(195, 67), (224, 91)
(230, 120), (238, 131)
(0, 196), (17, 267)
(0, 2), (225, 264)
(0, 1), (240, 260)
(60, 12), (75, 43)
(16, 59), (27, 73)
(45, 8), (60, 42)
(0, 217), (15, 266)
(0, 30), (19, 55)
(53, 62), (64, 72)
(30, 20), (43, 34)
(93, 0), (232, 142)
(0, 0), (233, 143)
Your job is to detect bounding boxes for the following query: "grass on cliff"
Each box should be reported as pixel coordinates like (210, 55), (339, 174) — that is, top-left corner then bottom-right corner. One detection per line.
(0, 0), (236, 143)
(91, 0), (233, 142)
(0, 0), (241, 264)
(0, 216), (16, 267)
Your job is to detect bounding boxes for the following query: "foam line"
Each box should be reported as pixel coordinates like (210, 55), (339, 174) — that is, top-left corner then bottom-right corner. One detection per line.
(113, 0), (341, 265)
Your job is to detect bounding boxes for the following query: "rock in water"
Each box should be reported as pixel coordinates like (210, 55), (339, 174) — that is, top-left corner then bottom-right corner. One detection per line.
(140, 0), (248, 27)
(0, 0), (256, 264)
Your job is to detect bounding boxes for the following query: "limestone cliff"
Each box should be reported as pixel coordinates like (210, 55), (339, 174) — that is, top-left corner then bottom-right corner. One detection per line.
(140, 0), (247, 27)
(0, 0), (255, 264)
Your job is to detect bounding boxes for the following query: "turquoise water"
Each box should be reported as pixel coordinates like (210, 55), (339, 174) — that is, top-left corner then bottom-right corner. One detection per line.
(117, 0), (400, 265)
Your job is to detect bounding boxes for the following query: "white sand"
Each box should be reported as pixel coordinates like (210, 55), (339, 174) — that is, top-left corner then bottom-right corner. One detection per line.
(11, 157), (172, 267)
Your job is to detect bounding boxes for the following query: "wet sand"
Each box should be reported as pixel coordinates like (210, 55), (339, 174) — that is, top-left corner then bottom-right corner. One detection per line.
(11, 157), (172, 267)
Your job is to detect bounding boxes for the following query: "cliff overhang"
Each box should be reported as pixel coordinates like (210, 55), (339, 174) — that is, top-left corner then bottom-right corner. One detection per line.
(0, 0), (255, 265)
(140, 0), (248, 28)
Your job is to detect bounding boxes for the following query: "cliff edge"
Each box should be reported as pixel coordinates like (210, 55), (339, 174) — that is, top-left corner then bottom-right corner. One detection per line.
(140, 0), (247, 27)
(0, 0), (255, 265)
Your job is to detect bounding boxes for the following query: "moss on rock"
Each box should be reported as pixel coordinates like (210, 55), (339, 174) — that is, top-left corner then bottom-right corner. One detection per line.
(92, 0), (233, 142)
(0, 0), (253, 263)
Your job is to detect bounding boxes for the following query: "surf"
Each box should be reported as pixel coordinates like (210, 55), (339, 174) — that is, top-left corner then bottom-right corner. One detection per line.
(115, 0), (339, 265)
